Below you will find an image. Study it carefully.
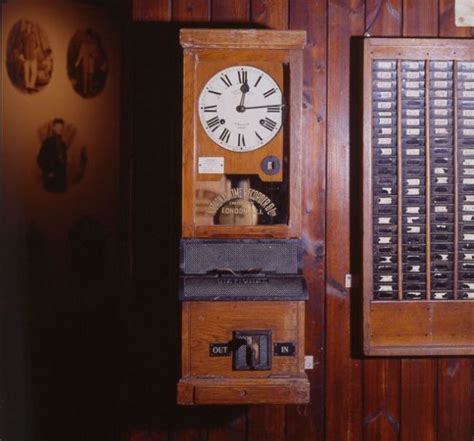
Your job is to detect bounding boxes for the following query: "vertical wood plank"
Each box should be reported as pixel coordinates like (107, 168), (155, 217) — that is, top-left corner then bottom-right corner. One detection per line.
(132, 0), (172, 21)
(172, 0), (211, 21)
(287, 1), (327, 439)
(400, 360), (437, 441)
(171, 1), (211, 437)
(363, 3), (402, 440)
(211, 0), (250, 22)
(437, 359), (472, 441)
(365, 0), (402, 35)
(207, 412), (246, 441)
(363, 360), (401, 441)
(326, 0), (365, 440)
(251, 0), (289, 29)
(403, 0), (439, 35)
(439, 0), (472, 36)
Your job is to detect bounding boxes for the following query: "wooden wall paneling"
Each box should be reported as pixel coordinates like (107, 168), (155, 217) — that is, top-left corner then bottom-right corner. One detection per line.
(244, 2), (288, 440)
(172, 3), (211, 439)
(439, 0), (473, 36)
(287, 1), (327, 440)
(132, 0), (171, 21)
(365, 0), (402, 35)
(363, 360), (401, 441)
(402, 0), (439, 35)
(172, 0), (211, 21)
(399, 4), (438, 440)
(363, 4), (402, 441)
(436, 359), (472, 441)
(211, 0), (250, 22)
(251, 0), (289, 29)
(400, 359), (437, 441)
(326, 0), (365, 440)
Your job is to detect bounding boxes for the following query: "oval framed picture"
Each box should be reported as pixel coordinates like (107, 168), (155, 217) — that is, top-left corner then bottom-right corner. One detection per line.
(67, 28), (108, 98)
(6, 19), (53, 94)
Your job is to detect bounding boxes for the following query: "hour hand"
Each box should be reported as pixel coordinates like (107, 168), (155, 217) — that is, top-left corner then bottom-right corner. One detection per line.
(240, 82), (250, 93)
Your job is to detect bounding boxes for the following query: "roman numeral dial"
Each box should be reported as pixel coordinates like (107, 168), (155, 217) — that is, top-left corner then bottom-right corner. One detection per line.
(198, 65), (283, 152)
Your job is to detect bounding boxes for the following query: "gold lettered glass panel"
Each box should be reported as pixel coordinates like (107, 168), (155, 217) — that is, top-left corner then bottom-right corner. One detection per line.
(195, 173), (289, 226)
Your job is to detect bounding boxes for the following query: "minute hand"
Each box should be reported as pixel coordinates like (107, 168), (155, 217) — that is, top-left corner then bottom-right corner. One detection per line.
(243, 104), (284, 110)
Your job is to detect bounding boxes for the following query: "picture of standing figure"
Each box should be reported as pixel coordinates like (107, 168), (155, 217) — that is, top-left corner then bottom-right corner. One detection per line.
(6, 19), (53, 93)
(37, 119), (88, 193)
(68, 28), (107, 98)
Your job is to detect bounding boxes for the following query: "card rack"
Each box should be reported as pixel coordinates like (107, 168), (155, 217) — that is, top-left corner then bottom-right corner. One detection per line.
(363, 39), (474, 356)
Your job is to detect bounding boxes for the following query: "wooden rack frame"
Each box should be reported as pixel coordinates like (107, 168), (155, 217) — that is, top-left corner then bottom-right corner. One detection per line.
(363, 38), (474, 356)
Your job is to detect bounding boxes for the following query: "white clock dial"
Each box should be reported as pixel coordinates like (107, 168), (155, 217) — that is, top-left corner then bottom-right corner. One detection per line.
(198, 65), (283, 152)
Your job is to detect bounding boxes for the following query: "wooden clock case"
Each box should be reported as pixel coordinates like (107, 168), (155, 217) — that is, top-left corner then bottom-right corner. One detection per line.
(177, 29), (309, 405)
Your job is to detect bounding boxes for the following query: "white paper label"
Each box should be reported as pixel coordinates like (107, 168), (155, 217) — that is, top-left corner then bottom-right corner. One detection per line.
(406, 71), (421, 79)
(407, 109), (421, 116)
(463, 90), (474, 98)
(407, 207), (420, 213)
(407, 226), (421, 233)
(464, 129), (474, 136)
(436, 177), (448, 184)
(464, 178), (474, 184)
(406, 149), (420, 156)
(463, 215), (474, 221)
(434, 108), (448, 116)
(198, 157), (224, 174)
(464, 82), (474, 89)
(463, 109), (474, 117)
(407, 188), (420, 195)
(463, 150), (474, 156)
(407, 118), (420, 126)
(378, 237), (392, 244)
(378, 138), (392, 145)
(379, 118), (392, 124)
(464, 159), (474, 165)
(376, 81), (392, 89)
(434, 99), (448, 106)
(406, 90), (421, 97)
(379, 197), (392, 204)
(376, 71), (392, 79)
(407, 179), (421, 185)
(435, 128), (449, 135)
(434, 118), (448, 126)
(464, 120), (474, 126)
(378, 91), (393, 99)
(377, 101), (392, 109)
(407, 128), (421, 135)
(381, 148), (393, 155)
(433, 71), (448, 79)
(434, 90), (448, 97)
(378, 217), (391, 224)
(381, 128), (393, 135)
(376, 61), (393, 69)
(435, 206), (448, 212)
(434, 80), (448, 88)
(463, 205), (474, 211)
(433, 61), (449, 69)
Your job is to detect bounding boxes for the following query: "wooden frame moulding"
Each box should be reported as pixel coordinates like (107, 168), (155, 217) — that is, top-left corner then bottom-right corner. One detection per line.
(363, 38), (474, 356)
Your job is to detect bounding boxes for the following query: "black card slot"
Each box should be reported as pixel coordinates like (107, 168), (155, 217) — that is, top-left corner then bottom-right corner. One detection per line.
(403, 157), (425, 168)
(402, 282), (426, 291)
(373, 254), (397, 265)
(374, 205), (398, 215)
(373, 186), (396, 195)
(430, 135), (454, 147)
(403, 234), (425, 245)
(375, 195), (397, 205)
(402, 262), (426, 273)
(402, 98), (425, 108)
(431, 223), (454, 233)
(430, 88), (453, 98)
(374, 175), (397, 186)
(403, 167), (425, 178)
(372, 90), (397, 101)
(404, 291), (425, 300)
(431, 184), (454, 194)
(430, 157), (453, 167)
(432, 291), (452, 300)
(431, 262), (453, 272)
(431, 233), (454, 242)
(460, 242), (474, 251)
(404, 215), (426, 224)
(374, 292), (398, 300)
(431, 271), (453, 282)
(460, 261), (474, 271)
(459, 252), (474, 261)
(403, 273), (426, 283)
(403, 244), (425, 254)
(403, 224), (425, 234)
(431, 252), (453, 262)
(404, 205), (425, 215)
(375, 263), (397, 273)
(402, 195), (425, 205)
(374, 225), (397, 235)
(401, 61), (425, 70)
(431, 280), (451, 290)
(373, 126), (397, 136)
(430, 146), (453, 156)
(458, 136), (474, 146)
(403, 186), (424, 197)
(457, 99), (474, 108)
(460, 223), (474, 233)
(374, 166), (398, 176)
(375, 244), (398, 255)
(432, 242), (452, 252)
(431, 212), (453, 223)
(459, 271), (474, 280)
(374, 273), (398, 283)
(432, 194), (454, 204)
(403, 254), (426, 264)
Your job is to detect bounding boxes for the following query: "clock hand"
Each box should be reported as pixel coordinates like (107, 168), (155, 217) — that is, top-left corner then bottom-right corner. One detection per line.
(242, 104), (284, 110)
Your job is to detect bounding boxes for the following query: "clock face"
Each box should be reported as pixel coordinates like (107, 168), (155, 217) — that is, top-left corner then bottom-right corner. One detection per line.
(198, 65), (283, 152)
